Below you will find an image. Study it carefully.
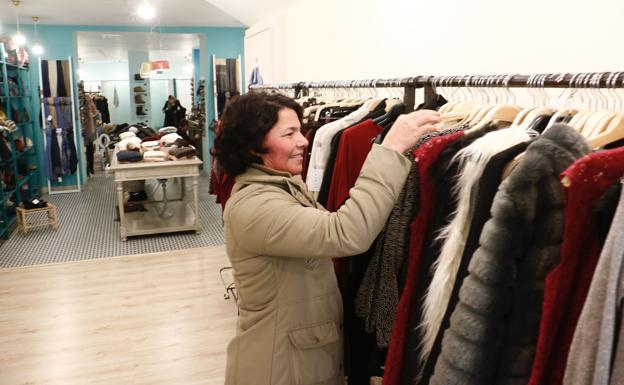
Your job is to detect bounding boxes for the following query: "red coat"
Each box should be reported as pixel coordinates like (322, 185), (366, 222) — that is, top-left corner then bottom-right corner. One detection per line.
(529, 147), (624, 385)
(383, 131), (464, 385)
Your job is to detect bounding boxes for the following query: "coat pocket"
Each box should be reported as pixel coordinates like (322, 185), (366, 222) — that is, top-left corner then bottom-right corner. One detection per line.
(287, 321), (341, 385)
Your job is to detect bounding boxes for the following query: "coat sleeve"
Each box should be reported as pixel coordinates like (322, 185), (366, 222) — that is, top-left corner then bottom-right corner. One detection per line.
(226, 144), (411, 258)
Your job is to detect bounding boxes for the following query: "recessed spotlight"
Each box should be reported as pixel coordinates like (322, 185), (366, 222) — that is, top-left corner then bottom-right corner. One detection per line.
(137, 2), (156, 20)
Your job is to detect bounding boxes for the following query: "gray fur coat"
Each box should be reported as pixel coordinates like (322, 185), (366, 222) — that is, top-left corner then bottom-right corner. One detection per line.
(429, 124), (590, 385)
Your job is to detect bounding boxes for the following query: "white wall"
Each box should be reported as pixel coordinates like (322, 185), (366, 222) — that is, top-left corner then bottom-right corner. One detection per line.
(246, 0), (624, 83)
(101, 81), (132, 124)
(79, 61), (129, 81)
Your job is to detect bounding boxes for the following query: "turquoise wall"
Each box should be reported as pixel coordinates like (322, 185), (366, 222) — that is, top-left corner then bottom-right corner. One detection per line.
(3, 24), (245, 186)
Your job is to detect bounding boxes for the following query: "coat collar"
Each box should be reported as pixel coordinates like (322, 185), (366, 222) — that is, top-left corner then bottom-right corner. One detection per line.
(234, 164), (319, 208)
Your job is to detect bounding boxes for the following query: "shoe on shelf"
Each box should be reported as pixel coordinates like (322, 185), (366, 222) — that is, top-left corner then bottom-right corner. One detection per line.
(133, 86), (146, 93)
(136, 106), (147, 116)
(135, 94), (145, 104)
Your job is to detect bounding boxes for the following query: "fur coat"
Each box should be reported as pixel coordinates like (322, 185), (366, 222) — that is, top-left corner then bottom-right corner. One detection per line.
(429, 124), (590, 385)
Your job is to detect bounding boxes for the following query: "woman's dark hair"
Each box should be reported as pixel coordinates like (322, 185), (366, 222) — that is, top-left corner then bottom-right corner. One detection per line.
(213, 92), (303, 177)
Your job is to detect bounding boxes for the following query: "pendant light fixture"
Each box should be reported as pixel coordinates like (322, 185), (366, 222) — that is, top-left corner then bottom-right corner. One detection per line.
(31, 16), (44, 56)
(139, 61), (153, 78)
(11, 0), (26, 47)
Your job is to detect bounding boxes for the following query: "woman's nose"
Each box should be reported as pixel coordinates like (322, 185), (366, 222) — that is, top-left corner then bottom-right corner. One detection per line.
(297, 132), (308, 148)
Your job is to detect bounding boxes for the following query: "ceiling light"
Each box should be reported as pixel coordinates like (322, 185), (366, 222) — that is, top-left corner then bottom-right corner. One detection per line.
(12, 0), (25, 47)
(31, 44), (44, 55)
(137, 2), (156, 20)
(12, 32), (26, 47)
(31, 17), (44, 56)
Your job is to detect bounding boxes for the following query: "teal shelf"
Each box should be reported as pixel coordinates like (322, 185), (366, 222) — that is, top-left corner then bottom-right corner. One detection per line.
(1, 62), (29, 71)
(0, 43), (40, 240)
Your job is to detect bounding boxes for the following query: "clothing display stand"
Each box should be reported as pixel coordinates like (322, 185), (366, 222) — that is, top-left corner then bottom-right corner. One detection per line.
(38, 56), (82, 194)
(106, 152), (202, 241)
(250, 73), (624, 112)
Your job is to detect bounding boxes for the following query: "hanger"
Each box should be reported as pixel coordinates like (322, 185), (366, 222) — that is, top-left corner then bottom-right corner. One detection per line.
(545, 74), (579, 130)
(585, 72), (622, 140)
(588, 112), (624, 148)
(469, 75), (521, 131)
(518, 74), (556, 131)
(568, 73), (595, 133)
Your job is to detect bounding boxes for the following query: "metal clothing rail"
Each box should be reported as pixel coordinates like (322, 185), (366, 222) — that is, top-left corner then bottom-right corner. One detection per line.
(250, 72), (624, 111)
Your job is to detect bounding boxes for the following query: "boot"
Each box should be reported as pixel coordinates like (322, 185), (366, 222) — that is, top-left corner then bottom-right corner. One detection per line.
(135, 94), (145, 104)
(136, 106), (147, 116)
(134, 74), (143, 81)
(134, 86), (146, 92)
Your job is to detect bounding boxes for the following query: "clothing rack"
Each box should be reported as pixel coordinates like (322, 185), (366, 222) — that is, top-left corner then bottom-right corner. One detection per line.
(250, 71), (624, 112)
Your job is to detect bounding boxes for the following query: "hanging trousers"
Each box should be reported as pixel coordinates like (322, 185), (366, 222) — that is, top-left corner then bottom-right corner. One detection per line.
(56, 61), (67, 97)
(62, 60), (71, 97)
(47, 60), (58, 98)
(41, 60), (51, 98)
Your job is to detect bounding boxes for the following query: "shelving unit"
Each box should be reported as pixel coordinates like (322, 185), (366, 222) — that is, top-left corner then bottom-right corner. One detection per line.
(0, 42), (41, 239)
(132, 74), (151, 126)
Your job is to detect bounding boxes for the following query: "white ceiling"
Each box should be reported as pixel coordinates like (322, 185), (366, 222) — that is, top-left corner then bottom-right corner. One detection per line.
(202, 0), (303, 26)
(0, 0), (243, 27)
(77, 31), (199, 62)
(0, 0), (305, 27)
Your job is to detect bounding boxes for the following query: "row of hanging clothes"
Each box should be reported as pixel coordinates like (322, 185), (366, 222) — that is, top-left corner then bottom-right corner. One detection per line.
(81, 91), (111, 176)
(42, 97), (78, 181)
(255, 72), (624, 385)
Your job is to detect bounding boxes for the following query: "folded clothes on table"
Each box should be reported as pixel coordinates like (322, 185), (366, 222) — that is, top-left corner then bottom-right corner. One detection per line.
(169, 146), (197, 159)
(119, 131), (136, 140)
(118, 136), (143, 151)
(141, 140), (160, 151)
(143, 150), (168, 162)
(141, 135), (160, 142)
(160, 133), (182, 146)
(172, 138), (190, 148)
(159, 126), (178, 135)
(117, 150), (143, 162)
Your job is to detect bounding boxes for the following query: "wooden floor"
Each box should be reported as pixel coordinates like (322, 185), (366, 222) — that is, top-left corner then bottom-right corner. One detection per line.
(0, 246), (237, 385)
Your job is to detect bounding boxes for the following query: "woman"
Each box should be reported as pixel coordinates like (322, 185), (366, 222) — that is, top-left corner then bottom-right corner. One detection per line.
(162, 95), (181, 127)
(215, 92), (439, 385)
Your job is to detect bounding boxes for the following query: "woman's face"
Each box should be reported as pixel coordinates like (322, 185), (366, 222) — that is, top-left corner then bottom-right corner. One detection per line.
(260, 108), (308, 175)
(168, 97), (176, 106)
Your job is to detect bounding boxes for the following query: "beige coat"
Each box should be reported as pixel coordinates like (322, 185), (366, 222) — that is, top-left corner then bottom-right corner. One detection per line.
(223, 144), (410, 385)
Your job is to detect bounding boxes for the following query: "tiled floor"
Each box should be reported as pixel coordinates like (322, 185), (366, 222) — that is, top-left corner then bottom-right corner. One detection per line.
(0, 173), (226, 267)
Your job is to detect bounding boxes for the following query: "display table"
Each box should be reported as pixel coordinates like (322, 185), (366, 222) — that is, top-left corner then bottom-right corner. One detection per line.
(106, 154), (202, 241)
